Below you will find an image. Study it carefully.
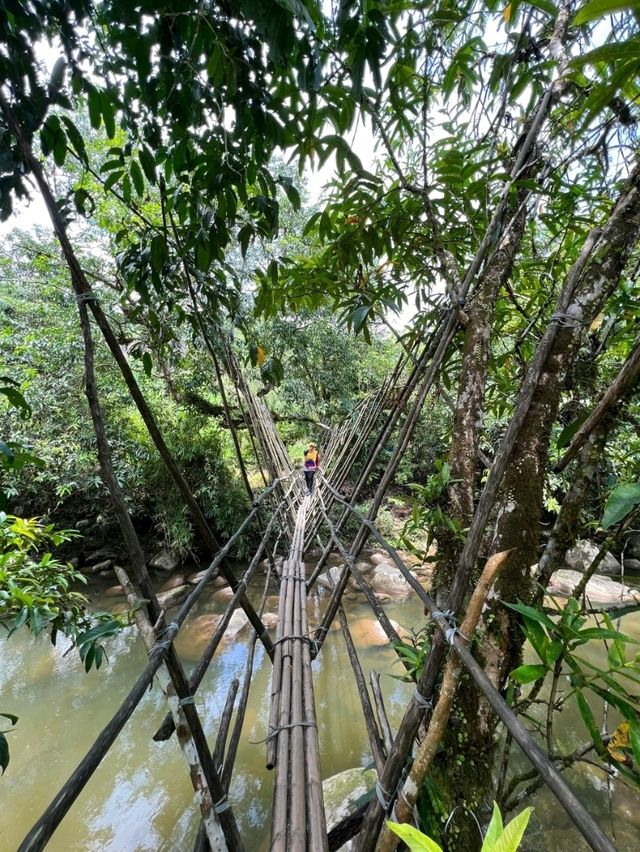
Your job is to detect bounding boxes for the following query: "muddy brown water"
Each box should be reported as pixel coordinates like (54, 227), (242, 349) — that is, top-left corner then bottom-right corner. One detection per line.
(1, 564), (639, 851)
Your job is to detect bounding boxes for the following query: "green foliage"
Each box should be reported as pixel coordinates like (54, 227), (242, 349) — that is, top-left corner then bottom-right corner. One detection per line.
(508, 598), (640, 788)
(392, 625), (432, 682)
(399, 460), (464, 561)
(0, 513), (124, 670)
(601, 483), (640, 528)
(387, 802), (533, 851)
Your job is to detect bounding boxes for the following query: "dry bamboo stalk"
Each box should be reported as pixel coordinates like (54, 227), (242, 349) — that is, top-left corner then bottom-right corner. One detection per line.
(223, 572), (272, 791)
(300, 582), (329, 852)
(115, 568), (229, 852)
(370, 672), (394, 757)
(290, 559), (307, 851)
(374, 551), (511, 852)
(213, 679), (239, 772)
(338, 607), (386, 774)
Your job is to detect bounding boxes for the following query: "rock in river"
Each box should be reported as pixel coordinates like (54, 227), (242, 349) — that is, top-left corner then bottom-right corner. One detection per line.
(548, 569), (640, 604)
(149, 549), (180, 573)
(348, 617), (409, 647)
(565, 540), (620, 576)
(159, 574), (186, 592)
(323, 767), (377, 850)
(369, 563), (411, 599)
(156, 584), (189, 608)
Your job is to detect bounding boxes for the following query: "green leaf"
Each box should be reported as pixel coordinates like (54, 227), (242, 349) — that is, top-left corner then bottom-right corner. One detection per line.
(142, 352), (152, 377)
(130, 159), (144, 197)
(629, 715), (640, 768)
(139, 146), (156, 184)
(602, 483), (640, 528)
(48, 57), (66, 97)
(482, 801), (503, 849)
(503, 602), (556, 632)
(101, 92), (116, 139)
(61, 116), (88, 164)
(0, 713), (18, 726)
(510, 664), (547, 684)
(386, 821), (443, 852)
(574, 0), (640, 26)
(576, 689), (604, 753)
(556, 410), (590, 448)
(487, 807), (533, 852)
(87, 87), (102, 129)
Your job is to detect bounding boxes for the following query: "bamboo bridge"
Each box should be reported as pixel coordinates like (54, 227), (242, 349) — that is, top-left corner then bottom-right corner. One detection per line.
(17, 339), (617, 852)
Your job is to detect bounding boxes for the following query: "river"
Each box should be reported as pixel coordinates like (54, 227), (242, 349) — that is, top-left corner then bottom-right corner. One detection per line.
(1, 562), (639, 851)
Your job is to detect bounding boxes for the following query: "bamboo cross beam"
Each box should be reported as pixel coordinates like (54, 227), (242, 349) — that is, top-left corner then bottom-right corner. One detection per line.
(115, 568), (232, 852)
(154, 487), (294, 741)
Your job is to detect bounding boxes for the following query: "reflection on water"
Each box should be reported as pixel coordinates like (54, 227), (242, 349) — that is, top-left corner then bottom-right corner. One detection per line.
(1, 567), (639, 851)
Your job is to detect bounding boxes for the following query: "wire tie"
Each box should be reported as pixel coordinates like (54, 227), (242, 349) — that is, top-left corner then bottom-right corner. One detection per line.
(179, 696), (195, 707)
(76, 290), (99, 303)
(213, 796), (231, 814)
(550, 311), (581, 328)
(413, 689), (433, 710)
(375, 781), (392, 812)
(250, 720), (317, 745)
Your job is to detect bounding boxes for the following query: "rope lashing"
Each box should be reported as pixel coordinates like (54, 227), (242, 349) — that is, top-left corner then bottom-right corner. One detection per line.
(431, 609), (459, 645)
(550, 311), (582, 328)
(213, 796), (231, 815)
(413, 689), (433, 710)
(75, 290), (99, 303)
(272, 632), (317, 651)
(250, 721), (318, 745)
(150, 621), (179, 653)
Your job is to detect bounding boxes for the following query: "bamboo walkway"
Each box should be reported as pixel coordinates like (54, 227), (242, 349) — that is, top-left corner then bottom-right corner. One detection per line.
(17, 341), (618, 852)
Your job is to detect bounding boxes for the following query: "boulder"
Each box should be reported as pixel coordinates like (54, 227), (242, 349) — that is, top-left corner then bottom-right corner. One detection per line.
(565, 540), (620, 576)
(625, 532), (640, 561)
(355, 560), (374, 575)
(213, 587), (235, 603)
(262, 612), (279, 629)
(317, 566), (357, 591)
(622, 557), (640, 574)
(104, 584), (125, 598)
(547, 569), (640, 604)
(92, 558), (114, 573)
(156, 584), (190, 608)
(348, 618), (407, 648)
(110, 602), (129, 615)
(159, 574), (186, 592)
(369, 552), (389, 566)
(80, 563), (106, 576)
(86, 548), (118, 564)
(149, 549), (180, 573)
(224, 610), (249, 640)
(369, 564), (411, 599)
(175, 614), (222, 658)
(323, 767), (377, 850)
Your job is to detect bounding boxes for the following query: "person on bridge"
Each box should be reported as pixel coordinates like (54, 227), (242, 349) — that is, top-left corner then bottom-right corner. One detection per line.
(303, 442), (320, 496)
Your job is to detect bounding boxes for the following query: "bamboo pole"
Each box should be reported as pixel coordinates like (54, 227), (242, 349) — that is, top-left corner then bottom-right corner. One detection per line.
(154, 490), (292, 741)
(116, 568), (229, 852)
(375, 552), (510, 852)
(214, 680), (240, 772)
(338, 606), (387, 774)
(370, 672), (394, 757)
